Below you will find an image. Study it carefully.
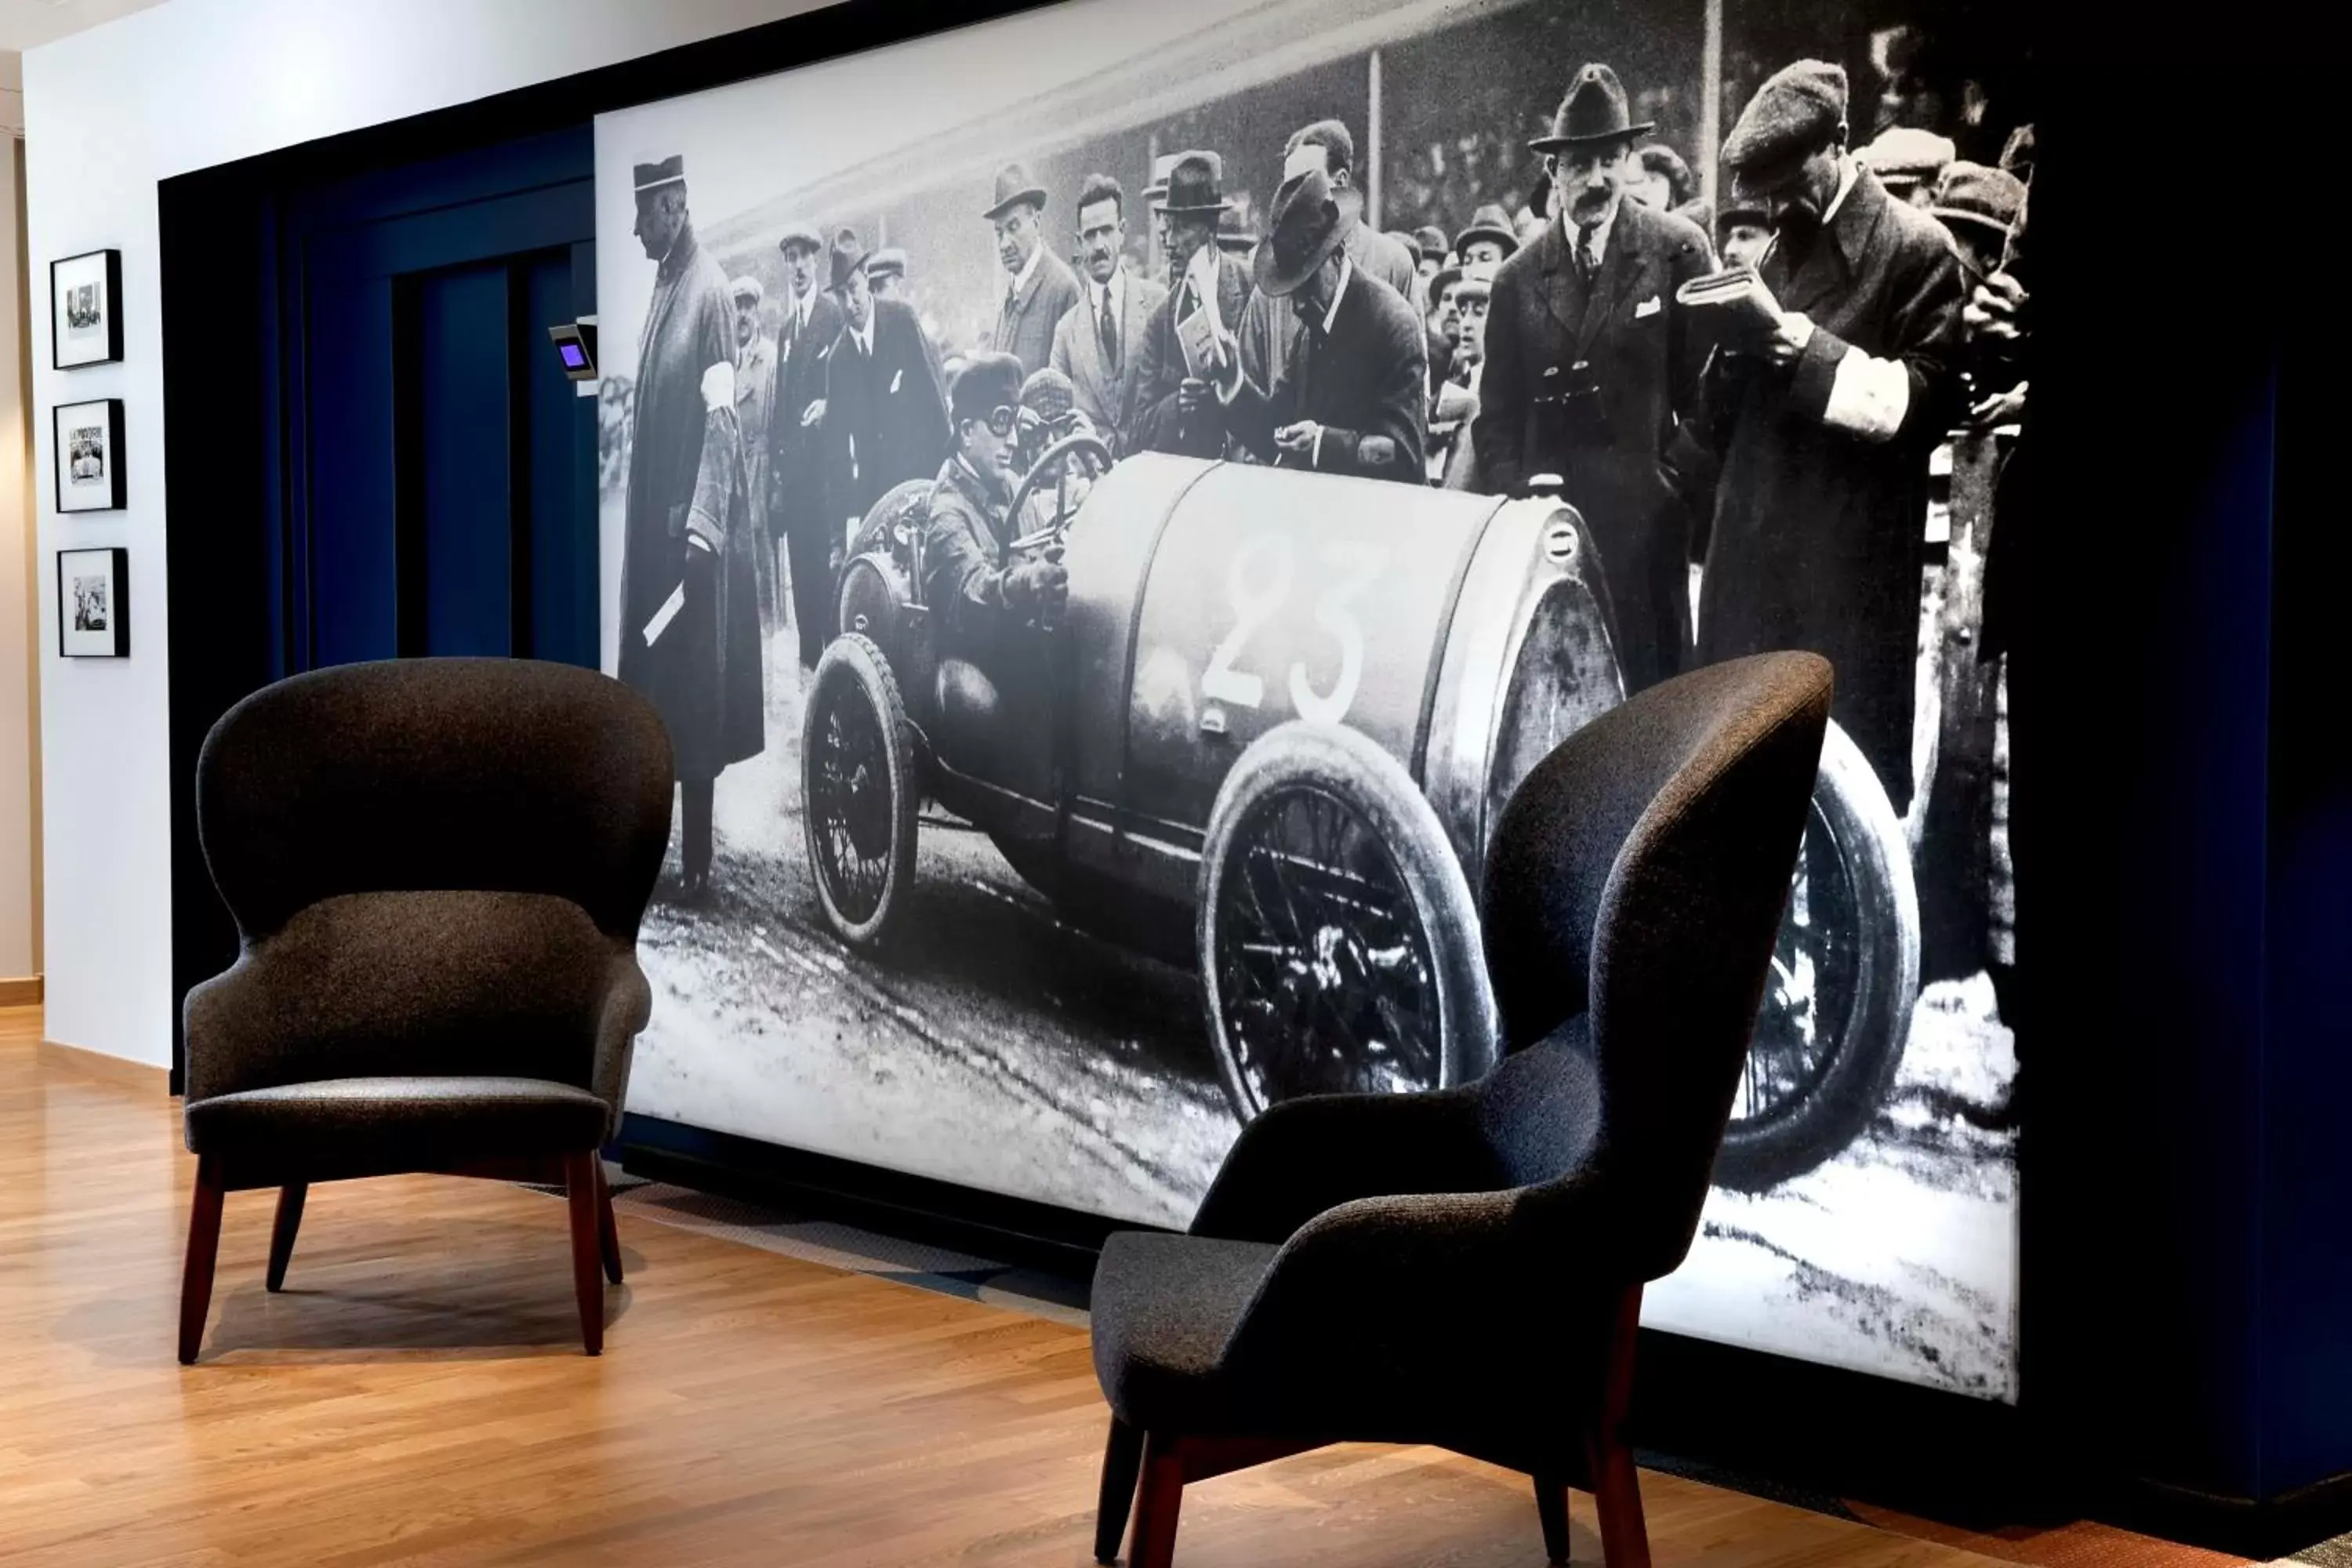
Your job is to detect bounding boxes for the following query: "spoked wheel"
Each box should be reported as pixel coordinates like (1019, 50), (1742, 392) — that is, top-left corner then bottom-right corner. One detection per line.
(800, 633), (917, 947)
(1198, 721), (1496, 1122)
(1713, 720), (1920, 1192)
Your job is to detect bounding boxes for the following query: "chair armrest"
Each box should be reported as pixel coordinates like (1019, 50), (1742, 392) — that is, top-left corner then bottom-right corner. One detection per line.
(1189, 1090), (1502, 1243)
(589, 955), (654, 1132)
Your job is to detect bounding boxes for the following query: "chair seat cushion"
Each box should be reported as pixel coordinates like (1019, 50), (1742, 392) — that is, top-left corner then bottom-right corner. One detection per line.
(183, 1075), (611, 1183)
(1091, 1231), (1279, 1432)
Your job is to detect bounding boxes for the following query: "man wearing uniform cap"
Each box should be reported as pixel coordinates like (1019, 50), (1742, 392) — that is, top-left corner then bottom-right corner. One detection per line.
(1475, 61), (1715, 691)
(767, 217), (846, 671)
(1202, 165), (1426, 485)
(985, 162), (1085, 379)
(618, 155), (764, 898)
(1684, 58), (1965, 810)
(730, 274), (781, 630)
(820, 227), (950, 574)
(1125, 151), (1254, 457)
(1856, 125), (1958, 209)
(1236, 118), (1420, 407)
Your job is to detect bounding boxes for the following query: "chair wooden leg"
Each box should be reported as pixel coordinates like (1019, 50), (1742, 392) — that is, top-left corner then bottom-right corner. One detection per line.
(1583, 1283), (1650, 1568)
(1127, 1432), (1186, 1568)
(266, 1183), (308, 1292)
(178, 1156), (227, 1365)
(594, 1161), (623, 1284)
(1534, 1472), (1573, 1564)
(1094, 1417), (1145, 1564)
(562, 1151), (605, 1356)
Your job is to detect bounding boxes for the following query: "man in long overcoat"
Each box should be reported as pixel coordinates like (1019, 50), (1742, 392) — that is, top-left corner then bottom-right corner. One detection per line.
(616, 155), (764, 898)
(821, 229), (950, 549)
(1205, 167), (1426, 485)
(766, 220), (846, 671)
(1124, 151), (1255, 458)
(986, 162), (1084, 378)
(1475, 63), (1715, 691)
(1690, 60), (1965, 811)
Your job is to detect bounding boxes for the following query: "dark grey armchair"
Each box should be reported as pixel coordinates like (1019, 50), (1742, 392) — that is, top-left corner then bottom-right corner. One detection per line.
(178, 658), (674, 1363)
(1088, 652), (1831, 1568)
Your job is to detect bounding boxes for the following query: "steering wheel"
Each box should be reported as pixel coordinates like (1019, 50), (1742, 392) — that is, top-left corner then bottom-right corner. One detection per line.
(1007, 433), (1114, 554)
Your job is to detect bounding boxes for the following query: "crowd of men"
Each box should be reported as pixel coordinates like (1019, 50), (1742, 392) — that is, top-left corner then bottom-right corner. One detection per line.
(618, 53), (2032, 895)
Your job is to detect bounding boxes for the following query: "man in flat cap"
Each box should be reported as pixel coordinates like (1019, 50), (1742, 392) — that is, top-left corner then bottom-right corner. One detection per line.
(1928, 161), (2026, 285)
(618, 154), (764, 899)
(1475, 62), (1715, 691)
(768, 219), (847, 671)
(1050, 172), (1166, 448)
(1125, 151), (1255, 457)
(729, 275), (780, 630)
(1203, 165), (1426, 485)
(822, 227), (950, 565)
(1236, 118), (1420, 408)
(1686, 58), (1965, 811)
(1856, 125), (1958, 209)
(986, 162), (1084, 379)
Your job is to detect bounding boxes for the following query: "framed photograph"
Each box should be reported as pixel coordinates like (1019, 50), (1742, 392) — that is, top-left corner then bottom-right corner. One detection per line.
(51, 249), (123, 369)
(53, 399), (127, 513)
(56, 548), (129, 659)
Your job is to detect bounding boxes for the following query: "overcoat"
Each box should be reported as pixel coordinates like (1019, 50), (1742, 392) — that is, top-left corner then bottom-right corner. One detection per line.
(616, 224), (764, 781)
(1049, 266), (1168, 444)
(1123, 249), (1254, 457)
(768, 284), (848, 666)
(1220, 266), (1427, 485)
(1693, 165), (1965, 810)
(992, 247), (1084, 378)
(1474, 198), (1715, 691)
(822, 296), (951, 546)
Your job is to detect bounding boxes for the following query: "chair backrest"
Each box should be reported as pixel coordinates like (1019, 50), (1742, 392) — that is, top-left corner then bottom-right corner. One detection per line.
(1479, 652), (1831, 1279)
(197, 659), (676, 946)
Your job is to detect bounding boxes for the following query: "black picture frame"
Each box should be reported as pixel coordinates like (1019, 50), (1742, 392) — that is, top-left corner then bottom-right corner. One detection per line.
(51, 248), (125, 369)
(56, 547), (130, 659)
(53, 398), (128, 513)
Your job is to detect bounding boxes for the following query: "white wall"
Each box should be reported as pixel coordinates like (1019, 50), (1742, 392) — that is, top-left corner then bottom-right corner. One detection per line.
(23, 0), (840, 1063)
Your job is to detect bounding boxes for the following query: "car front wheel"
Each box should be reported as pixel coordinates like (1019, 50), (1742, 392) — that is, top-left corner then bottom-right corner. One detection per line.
(801, 633), (917, 948)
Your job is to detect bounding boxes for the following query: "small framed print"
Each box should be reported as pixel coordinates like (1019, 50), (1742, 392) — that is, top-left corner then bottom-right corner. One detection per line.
(51, 249), (123, 369)
(57, 548), (130, 659)
(54, 399), (127, 513)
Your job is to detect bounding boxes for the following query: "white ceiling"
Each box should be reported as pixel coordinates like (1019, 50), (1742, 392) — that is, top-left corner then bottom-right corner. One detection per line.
(0, 0), (169, 54)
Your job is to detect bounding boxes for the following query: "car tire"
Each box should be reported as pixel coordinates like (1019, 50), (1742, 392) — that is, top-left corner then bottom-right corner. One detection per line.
(1712, 718), (1922, 1193)
(1196, 720), (1498, 1123)
(801, 633), (918, 949)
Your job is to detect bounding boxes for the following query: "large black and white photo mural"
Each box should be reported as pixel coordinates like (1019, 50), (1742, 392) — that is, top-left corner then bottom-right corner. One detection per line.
(596, 0), (2034, 1397)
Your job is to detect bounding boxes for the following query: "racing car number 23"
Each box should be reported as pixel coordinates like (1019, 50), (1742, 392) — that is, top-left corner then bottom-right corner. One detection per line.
(1199, 534), (1390, 726)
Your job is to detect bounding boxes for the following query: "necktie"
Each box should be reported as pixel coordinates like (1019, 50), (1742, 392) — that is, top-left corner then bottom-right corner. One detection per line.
(1099, 288), (1120, 377)
(1578, 229), (1601, 284)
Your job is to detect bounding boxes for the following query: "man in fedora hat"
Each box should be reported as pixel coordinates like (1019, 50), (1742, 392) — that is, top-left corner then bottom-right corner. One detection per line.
(1050, 172), (1167, 447)
(1125, 151), (1254, 457)
(1236, 118), (1420, 404)
(730, 274), (781, 630)
(1454, 203), (1519, 267)
(985, 162), (1084, 379)
(1206, 165), (1426, 485)
(767, 217), (847, 671)
(1475, 61), (1715, 691)
(619, 154), (764, 898)
(1684, 58), (1965, 809)
(821, 227), (949, 575)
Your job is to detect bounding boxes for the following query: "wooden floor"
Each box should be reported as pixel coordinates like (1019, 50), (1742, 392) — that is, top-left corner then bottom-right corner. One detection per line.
(0, 1006), (2010, 1568)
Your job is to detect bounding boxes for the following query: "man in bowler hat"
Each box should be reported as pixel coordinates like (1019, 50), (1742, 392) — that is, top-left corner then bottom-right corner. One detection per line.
(986, 163), (1084, 378)
(1124, 151), (1255, 457)
(1474, 62), (1715, 691)
(1204, 165), (1426, 485)
(821, 227), (951, 560)
(617, 155), (764, 898)
(767, 218), (847, 671)
(1685, 59), (1965, 810)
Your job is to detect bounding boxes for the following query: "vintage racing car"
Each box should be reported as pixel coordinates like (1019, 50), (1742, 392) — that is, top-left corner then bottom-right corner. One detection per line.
(800, 441), (1918, 1192)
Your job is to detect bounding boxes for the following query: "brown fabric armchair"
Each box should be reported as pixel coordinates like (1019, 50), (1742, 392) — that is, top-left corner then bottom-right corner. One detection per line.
(178, 658), (674, 1362)
(1087, 652), (1831, 1567)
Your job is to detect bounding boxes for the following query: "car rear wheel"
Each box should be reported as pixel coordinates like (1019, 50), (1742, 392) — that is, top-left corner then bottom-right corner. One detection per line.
(801, 633), (917, 948)
(1197, 720), (1497, 1123)
(1712, 719), (1921, 1192)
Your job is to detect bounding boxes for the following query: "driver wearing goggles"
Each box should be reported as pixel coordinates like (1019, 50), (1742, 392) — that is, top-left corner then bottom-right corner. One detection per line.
(922, 353), (1070, 642)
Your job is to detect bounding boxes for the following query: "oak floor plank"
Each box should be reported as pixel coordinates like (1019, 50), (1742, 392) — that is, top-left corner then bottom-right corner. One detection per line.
(0, 1007), (2008, 1568)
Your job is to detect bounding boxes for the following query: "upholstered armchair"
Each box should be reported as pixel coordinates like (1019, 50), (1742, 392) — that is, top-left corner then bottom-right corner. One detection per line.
(1088, 652), (1831, 1567)
(178, 658), (674, 1363)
